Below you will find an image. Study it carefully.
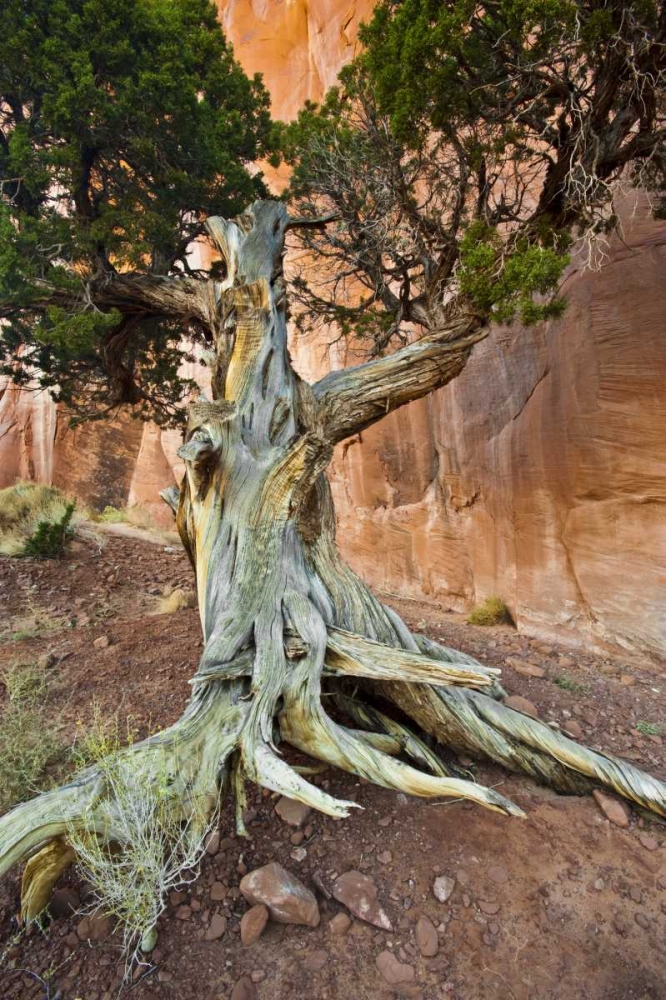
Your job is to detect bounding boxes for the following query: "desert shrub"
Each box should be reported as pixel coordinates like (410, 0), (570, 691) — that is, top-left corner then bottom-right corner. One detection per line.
(553, 674), (589, 695)
(636, 721), (664, 737)
(467, 597), (513, 627)
(68, 735), (212, 968)
(96, 505), (128, 524)
(0, 482), (84, 557)
(0, 661), (63, 812)
(155, 588), (197, 614)
(22, 502), (75, 559)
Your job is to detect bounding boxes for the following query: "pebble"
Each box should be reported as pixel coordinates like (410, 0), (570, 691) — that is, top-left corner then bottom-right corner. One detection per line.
(620, 674), (636, 686)
(210, 881), (226, 901)
(415, 915), (438, 957)
(240, 863), (320, 927)
(634, 912), (650, 930)
(290, 847), (307, 862)
(302, 949), (328, 972)
(76, 913), (113, 942)
(592, 790), (631, 828)
(506, 657), (546, 678)
(230, 976), (257, 1000)
(175, 905), (192, 920)
(563, 721), (583, 739)
(332, 871), (393, 931)
(329, 912), (352, 935)
(205, 830), (221, 856)
(377, 850), (393, 864)
(204, 913), (227, 941)
(638, 833), (659, 851)
(240, 904), (269, 946)
(487, 866), (509, 885)
(478, 900), (501, 915)
(275, 796), (312, 828)
(376, 950), (415, 985)
(433, 875), (455, 903)
(93, 634), (110, 649)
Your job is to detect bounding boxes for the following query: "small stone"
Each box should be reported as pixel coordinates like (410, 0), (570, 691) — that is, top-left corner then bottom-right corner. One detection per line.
(210, 881), (226, 901)
(415, 915), (438, 957)
(478, 900), (500, 915)
(49, 888), (80, 918)
(503, 695), (539, 719)
(506, 657), (546, 678)
(170, 890), (187, 906)
(303, 949), (328, 972)
(230, 976), (257, 1000)
(329, 912), (352, 935)
(240, 863), (320, 927)
(37, 651), (57, 670)
(93, 635), (110, 649)
(332, 871), (392, 931)
(593, 878), (605, 891)
(275, 796), (312, 828)
(290, 831), (305, 846)
(620, 674), (636, 687)
(240, 904), (269, 946)
(629, 886), (642, 903)
(376, 951), (415, 985)
(378, 816), (392, 827)
(563, 720), (583, 739)
(377, 851), (392, 864)
(204, 912), (227, 941)
(638, 833), (659, 851)
(205, 830), (221, 856)
(487, 866), (509, 885)
(433, 876), (455, 903)
(634, 912), (650, 930)
(250, 970), (266, 984)
(76, 913), (113, 942)
(613, 916), (628, 936)
(592, 790), (631, 828)
(290, 847), (307, 862)
(175, 905), (192, 920)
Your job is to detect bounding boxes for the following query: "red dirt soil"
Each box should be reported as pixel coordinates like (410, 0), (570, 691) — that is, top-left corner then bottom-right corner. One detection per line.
(0, 531), (664, 1000)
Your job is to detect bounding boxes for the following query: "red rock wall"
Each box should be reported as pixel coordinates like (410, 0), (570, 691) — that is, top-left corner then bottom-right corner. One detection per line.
(0, 0), (664, 660)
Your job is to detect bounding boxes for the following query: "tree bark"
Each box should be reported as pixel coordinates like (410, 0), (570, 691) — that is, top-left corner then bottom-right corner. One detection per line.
(2, 200), (665, 942)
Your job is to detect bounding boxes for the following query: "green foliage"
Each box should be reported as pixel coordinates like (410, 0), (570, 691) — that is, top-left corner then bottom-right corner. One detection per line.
(0, 482), (81, 557)
(553, 674), (589, 695)
(97, 505), (128, 524)
(285, 0), (664, 345)
(0, 660), (64, 812)
(23, 502), (75, 559)
(467, 597), (513, 627)
(636, 721), (664, 737)
(0, 0), (274, 423)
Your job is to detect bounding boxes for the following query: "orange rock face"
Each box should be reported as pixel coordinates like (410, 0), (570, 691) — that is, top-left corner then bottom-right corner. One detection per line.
(0, 1), (664, 659)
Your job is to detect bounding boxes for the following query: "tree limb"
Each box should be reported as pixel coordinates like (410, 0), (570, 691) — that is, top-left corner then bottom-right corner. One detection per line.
(313, 315), (487, 444)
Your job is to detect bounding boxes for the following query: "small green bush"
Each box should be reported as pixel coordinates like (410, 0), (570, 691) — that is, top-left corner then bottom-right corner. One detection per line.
(97, 505), (128, 523)
(467, 597), (513, 627)
(22, 502), (75, 559)
(553, 674), (589, 695)
(636, 721), (664, 737)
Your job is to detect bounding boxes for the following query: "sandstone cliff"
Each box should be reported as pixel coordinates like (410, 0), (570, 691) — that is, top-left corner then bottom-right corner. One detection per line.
(0, 0), (664, 660)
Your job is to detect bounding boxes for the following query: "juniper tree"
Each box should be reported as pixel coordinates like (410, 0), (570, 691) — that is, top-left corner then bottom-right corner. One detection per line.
(1, 0), (665, 958)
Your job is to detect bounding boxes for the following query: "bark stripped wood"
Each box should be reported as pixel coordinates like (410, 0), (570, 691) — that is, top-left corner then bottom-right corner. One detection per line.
(2, 200), (666, 938)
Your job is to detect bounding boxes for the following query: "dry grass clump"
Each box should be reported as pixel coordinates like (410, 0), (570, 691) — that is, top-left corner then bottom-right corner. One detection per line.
(0, 660), (64, 812)
(0, 481), (98, 556)
(155, 587), (196, 614)
(467, 596), (514, 627)
(67, 710), (212, 969)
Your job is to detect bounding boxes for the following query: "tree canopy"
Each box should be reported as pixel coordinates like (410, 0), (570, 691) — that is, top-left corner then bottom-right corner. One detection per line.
(0, 0), (274, 424)
(284, 0), (665, 353)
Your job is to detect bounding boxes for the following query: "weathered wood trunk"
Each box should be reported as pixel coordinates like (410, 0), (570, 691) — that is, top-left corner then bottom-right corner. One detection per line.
(2, 201), (666, 946)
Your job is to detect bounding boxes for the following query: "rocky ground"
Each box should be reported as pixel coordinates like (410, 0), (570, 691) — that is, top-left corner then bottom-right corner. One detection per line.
(0, 529), (664, 1000)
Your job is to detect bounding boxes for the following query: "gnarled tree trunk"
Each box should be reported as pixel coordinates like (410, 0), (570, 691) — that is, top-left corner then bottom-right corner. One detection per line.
(2, 201), (665, 942)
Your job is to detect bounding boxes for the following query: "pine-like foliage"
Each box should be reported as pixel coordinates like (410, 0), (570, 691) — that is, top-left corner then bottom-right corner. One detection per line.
(0, 0), (275, 424)
(284, 0), (665, 350)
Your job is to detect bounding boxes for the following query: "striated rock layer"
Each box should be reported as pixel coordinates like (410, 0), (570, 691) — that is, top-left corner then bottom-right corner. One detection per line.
(0, 0), (664, 660)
